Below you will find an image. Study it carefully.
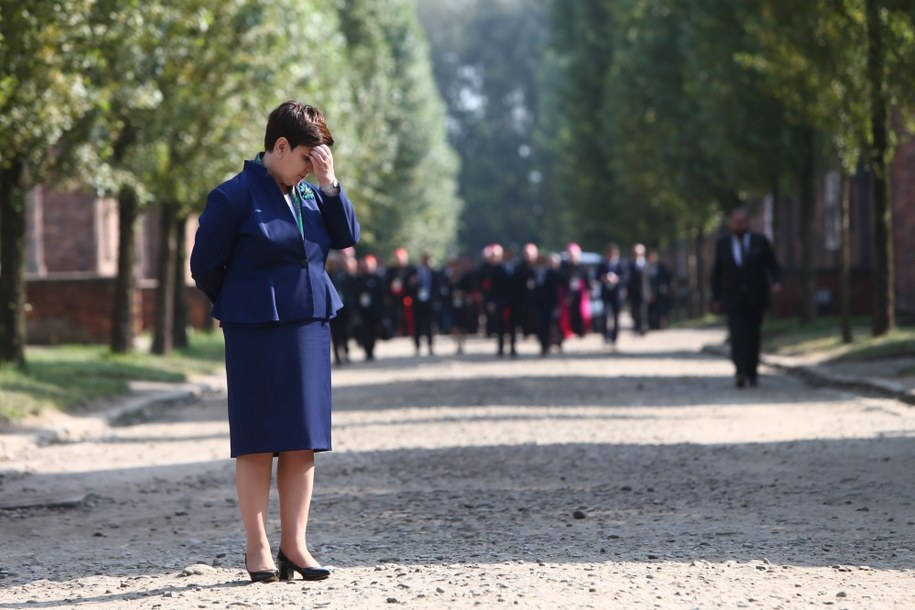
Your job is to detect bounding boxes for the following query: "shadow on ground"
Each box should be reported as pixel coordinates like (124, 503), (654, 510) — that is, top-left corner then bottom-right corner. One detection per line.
(331, 374), (831, 411)
(331, 346), (718, 370)
(1, 435), (913, 586)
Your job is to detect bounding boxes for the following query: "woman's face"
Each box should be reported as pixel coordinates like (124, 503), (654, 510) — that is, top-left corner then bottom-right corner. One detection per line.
(281, 145), (315, 188)
(274, 139), (314, 188)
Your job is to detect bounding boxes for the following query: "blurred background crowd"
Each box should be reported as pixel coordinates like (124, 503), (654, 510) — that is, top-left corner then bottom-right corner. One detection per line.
(326, 242), (672, 363)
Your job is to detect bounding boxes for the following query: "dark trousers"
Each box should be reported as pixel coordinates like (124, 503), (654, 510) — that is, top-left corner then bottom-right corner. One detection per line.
(484, 301), (501, 336)
(534, 306), (552, 354)
(498, 307), (518, 355)
(388, 299), (406, 336)
(727, 306), (764, 379)
(357, 311), (379, 359)
(330, 313), (350, 364)
(648, 297), (670, 330)
(648, 300), (660, 330)
(413, 300), (434, 351)
(631, 298), (647, 334)
(603, 297), (621, 344)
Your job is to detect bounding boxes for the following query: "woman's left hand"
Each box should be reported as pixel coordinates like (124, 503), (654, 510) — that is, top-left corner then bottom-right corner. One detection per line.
(310, 144), (337, 188)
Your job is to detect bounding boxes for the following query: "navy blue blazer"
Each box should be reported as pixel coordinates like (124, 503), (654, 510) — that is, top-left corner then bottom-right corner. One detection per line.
(711, 232), (781, 311)
(596, 259), (626, 302)
(190, 160), (360, 324)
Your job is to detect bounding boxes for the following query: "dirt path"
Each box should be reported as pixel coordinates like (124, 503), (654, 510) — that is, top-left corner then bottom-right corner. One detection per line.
(1, 329), (914, 609)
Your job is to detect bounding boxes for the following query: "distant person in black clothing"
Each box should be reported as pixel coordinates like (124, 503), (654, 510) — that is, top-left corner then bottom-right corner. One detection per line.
(478, 244), (512, 356)
(711, 208), (782, 388)
(528, 249), (559, 356)
(409, 252), (439, 356)
(546, 252), (565, 353)
(647, 248), (672, 330)
(445, 256), (474, 354)
(328, 254), (357, 365)
(627, 243), (650, 335)
(596, 242), (625, 349)
(502, 246), (526, 355)
(355, 255), (385, 361)
(559, 243), (592, 338)
(514, 243), (540, 339)
(384, 247), (414, 337)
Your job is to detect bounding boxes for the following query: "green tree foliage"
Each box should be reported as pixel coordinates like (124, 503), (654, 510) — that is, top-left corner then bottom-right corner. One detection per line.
(743, 0), (915, 333)
(0, 0), (460, 359)
(546, 0), (803, 249)
(140, 0), (271, 355)
(545, 0), (914, 329)
(55, 0), (277, 355)
(336, 0), (461, 261)
(0, 1), (104, 365)
(542, 0), (621, 251)
(419, 0), (551, 254)
(602, 0), (816, 312)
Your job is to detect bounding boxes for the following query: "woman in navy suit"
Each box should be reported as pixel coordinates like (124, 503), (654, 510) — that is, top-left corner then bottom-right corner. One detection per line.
(190, 101), (359, 583)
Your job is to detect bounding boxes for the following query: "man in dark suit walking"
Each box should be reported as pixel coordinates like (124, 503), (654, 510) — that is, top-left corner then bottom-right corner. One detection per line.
(409, 252), (439, 356)
(627, 243), (650, 335)
(647, 248), (672, 330)
(711, 208), (782, 388)
(596, 242), (625, 349)
(355, 255), (385, 361)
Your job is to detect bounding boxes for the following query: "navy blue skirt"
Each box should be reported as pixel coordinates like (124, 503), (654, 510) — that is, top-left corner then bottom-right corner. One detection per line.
(223, 320), (332, 457)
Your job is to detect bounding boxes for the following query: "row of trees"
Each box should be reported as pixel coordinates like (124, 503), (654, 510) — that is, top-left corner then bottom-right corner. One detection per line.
(0, 0), (460, 366)
(418, 0), (553, 254)
(421, 0), (914, 335)
(542, 0), (915, 334)
(4, 1), (915, 367)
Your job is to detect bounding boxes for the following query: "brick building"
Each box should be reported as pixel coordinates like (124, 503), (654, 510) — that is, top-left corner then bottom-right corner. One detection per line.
(891, 133), (915, 315)
(22, 188), (208, 344)
(673, 135), (914, 322)
(763, 133), (915, 318)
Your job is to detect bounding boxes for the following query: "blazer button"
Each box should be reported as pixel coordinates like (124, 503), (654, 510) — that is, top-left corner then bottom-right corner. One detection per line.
(300, 258), (309, 267)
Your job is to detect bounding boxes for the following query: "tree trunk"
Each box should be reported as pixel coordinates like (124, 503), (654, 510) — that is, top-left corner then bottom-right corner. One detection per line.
(110, 185), (139, 354)
(867, 0), (894, 336)
(799, 126), (817, 324)
(840, 171), (852, 344)
(695, 224), (706, 317)
(686, 226), (698, 318)
(172, 213), (189, 349)
(770, 178), (780, 251)
(769, 179), (781, 317)
(151, 202), (177, 355)
(0, 159), (28, 367)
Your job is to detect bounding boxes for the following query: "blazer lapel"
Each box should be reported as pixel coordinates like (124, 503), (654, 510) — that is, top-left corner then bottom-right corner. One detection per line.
(250, 171), (306, 253)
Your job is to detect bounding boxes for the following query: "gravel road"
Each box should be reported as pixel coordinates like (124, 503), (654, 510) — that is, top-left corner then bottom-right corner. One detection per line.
(1, 328), (913, 609)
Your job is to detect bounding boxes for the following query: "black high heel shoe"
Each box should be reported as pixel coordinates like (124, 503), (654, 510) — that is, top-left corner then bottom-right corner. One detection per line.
(244, 554), (279, 584)
(277, 548), (331, 581)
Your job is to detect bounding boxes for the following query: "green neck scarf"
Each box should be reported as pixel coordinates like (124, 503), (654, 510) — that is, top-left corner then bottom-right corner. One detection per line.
(255, 152), (304, 239)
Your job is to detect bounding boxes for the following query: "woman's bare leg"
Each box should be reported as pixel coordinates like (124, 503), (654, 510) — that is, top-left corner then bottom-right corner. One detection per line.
(236, 453), (275, 571)
(277, 450), (320, 566)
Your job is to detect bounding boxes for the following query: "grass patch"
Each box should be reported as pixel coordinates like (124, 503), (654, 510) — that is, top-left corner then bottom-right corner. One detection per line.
(0, 331), (224, 423)
(761, 317), (865, 355)
(760, 316), (915, 362)
(831, 329), (915, 362)
(670, 313), (722, 329)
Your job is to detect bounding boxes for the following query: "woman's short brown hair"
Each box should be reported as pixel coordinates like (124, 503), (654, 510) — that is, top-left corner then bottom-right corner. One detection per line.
(264, 100), (334, 152)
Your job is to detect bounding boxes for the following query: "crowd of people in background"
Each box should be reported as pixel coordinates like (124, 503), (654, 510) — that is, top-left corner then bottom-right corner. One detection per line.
(326, 242), (673, 364)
